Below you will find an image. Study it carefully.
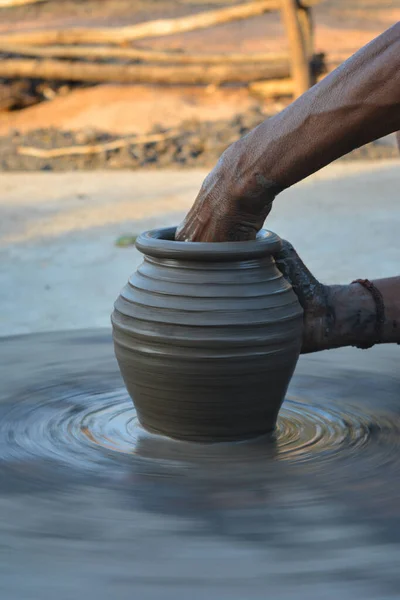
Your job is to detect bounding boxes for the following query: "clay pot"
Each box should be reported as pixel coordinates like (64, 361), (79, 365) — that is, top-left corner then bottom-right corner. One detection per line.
(112, 227), (303, 442)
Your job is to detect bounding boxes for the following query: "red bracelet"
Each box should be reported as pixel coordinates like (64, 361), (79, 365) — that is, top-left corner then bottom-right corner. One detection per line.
(351, 279), (385, 349)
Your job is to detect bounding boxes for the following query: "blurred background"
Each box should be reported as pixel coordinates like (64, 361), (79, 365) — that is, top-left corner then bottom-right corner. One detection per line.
(0, 0), (399, 336)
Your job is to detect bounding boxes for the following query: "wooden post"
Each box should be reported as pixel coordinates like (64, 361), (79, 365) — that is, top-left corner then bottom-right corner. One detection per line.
(280, 0), (312, 98)
(297, 4), (316, 83)
(297, 4), (314, 60)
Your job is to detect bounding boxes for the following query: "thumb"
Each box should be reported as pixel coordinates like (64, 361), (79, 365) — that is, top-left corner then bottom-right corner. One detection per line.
(274, 240), (320, 309)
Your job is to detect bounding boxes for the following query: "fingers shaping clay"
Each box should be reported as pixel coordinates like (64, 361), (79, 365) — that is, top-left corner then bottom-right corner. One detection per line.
(112, 227), (303, 442)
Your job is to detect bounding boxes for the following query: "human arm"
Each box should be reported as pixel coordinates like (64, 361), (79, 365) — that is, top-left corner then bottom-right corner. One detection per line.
(177, 22), (400, 242)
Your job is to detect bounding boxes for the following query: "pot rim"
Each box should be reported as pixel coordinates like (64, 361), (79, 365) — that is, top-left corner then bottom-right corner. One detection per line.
(136, 227), (282, 261)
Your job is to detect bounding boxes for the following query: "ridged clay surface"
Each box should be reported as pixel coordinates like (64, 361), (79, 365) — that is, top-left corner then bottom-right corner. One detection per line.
(112, 227), (303, 441)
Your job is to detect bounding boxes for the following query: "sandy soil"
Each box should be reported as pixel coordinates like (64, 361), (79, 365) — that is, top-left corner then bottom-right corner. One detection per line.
(0, 84), (264, 136)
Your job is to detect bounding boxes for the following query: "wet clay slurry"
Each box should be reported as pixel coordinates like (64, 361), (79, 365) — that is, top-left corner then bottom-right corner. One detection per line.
(112, 227), (303, 441)
(3, 331), (400, 600)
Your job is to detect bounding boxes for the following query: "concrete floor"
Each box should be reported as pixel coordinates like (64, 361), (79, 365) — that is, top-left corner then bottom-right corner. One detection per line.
(1, 160), (399, 336)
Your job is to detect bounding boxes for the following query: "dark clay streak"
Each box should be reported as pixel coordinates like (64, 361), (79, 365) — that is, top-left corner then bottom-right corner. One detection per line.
(274, 239), (331, 353)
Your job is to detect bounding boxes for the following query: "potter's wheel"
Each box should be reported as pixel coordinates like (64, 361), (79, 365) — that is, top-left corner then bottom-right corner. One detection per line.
(1, 330), (400, 600)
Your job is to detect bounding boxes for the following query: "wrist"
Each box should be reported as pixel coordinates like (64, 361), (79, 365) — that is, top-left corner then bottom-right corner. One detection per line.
(225, 134), (285, 211)
(322, 283), (377, 350)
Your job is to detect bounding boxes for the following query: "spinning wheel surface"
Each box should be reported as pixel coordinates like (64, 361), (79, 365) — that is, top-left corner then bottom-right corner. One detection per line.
(1, 329), (400, 599)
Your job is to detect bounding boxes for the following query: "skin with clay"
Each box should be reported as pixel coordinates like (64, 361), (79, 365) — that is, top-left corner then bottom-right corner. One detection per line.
(176, 22), (400, 354)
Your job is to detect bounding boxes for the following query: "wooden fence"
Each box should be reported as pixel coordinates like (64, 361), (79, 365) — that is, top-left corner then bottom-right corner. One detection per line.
(0, 0), (324, 99)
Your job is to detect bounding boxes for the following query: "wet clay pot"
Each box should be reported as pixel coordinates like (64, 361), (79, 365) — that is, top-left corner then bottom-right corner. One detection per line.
(112, 227), (303, 442)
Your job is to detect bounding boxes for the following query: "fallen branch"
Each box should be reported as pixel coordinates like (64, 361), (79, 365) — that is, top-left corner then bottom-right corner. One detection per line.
(17, 130), (180, 158)
(0, 42), (289, 65)
(0, 56), (301, 84)
(0, 0), (320, 45)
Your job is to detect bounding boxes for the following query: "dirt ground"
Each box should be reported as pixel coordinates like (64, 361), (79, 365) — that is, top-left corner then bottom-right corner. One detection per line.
(0, 85), (265, 136)
(0, 0), (398, 170)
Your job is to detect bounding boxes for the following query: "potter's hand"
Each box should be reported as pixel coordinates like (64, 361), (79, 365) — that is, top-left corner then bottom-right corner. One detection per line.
(275, 242), (400, 352)
(274, 240), (330, 354)
(175, 143), (283, 242)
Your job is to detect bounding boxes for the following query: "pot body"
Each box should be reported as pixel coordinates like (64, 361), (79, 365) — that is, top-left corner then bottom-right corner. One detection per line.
(112, 228), (303, 442)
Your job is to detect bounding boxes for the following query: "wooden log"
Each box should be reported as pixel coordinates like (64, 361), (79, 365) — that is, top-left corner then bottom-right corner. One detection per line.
(0, 57), (298, 84)
(17, 130), (180, 159)
(250, 78), (295, 97)
(0, 42), (290, 65)
(280, 0), (312, 98)
(0, 0), (320, 46)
